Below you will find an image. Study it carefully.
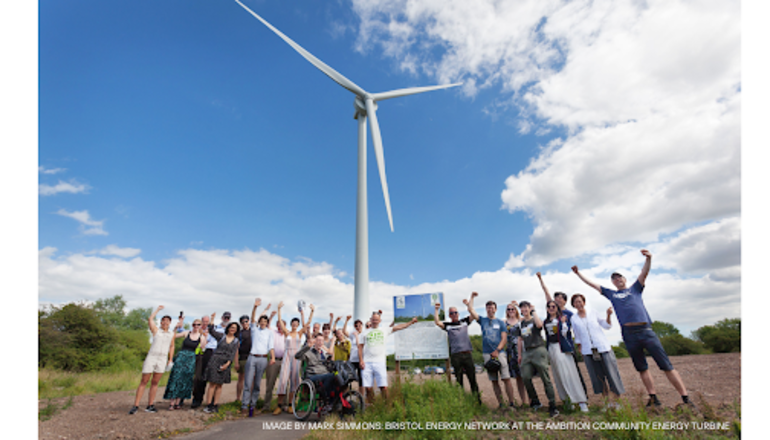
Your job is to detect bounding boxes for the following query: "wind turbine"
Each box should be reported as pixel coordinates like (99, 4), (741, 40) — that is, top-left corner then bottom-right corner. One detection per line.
(234, 0), (461, 321)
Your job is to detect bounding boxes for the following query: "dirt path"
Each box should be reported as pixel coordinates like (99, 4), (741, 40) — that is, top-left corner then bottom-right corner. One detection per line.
(38, 353), (740, 439)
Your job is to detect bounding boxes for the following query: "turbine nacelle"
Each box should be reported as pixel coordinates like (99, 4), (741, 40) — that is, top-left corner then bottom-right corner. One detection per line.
(354, 96), (377, 119)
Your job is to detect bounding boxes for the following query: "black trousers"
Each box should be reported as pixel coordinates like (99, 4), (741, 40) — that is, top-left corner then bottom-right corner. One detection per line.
(192, 350), (214, 403)
(450, 351), (480, 402)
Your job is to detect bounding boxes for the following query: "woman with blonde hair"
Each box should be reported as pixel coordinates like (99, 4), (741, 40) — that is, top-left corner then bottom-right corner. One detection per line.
(504, 301), (528, 406)
(164, 316), (207, 410)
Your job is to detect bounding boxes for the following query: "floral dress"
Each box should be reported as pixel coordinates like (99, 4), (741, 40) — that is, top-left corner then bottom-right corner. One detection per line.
(163, 332), (201, 400)
(506, 320), (522, 378)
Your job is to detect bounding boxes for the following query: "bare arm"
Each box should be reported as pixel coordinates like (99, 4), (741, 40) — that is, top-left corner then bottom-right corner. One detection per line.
(463, 292), (480, 322)
(167, 335), (175, 364)
(328, 312), (334, 329)
(392, 317), (418, 333)
(148, 305), (163, 335)
(603, 307), (613, 329)
(342, 315), (352, 338)
(571, 266), (601, 292)
(531, 309), (543, 329)
(536, 272), (553, 303)
(277, 302), (287, 334)
(433, 304), (445, 330)
(492, 330), (507, 358)
(304, 304), (315, 330)
(638, 249), (652, 286)
(267, 310), (276, 327)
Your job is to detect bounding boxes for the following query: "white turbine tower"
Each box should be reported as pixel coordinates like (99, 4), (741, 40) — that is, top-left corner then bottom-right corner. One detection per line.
(235, 0), (461, 321)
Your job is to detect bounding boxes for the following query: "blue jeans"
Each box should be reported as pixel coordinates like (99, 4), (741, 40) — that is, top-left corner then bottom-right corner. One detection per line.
(622, 324), (673, 372)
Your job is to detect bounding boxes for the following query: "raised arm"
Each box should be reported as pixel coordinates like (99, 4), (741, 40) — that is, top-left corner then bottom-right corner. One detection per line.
(267, 310), (277, 327)
(148, 305), (163, 335)
(571, 266), (601, 292)
(531, 307), (543, 329)
(250, 298), (262, 324)
(392, 317), (418, 333)
(463, 292), (480, 322)
(602, 307), (613, 329)
(332, 316), (341, 333)
(536, 272), (553, 303)
(277, 302), (288, 334)
(433, 303), (445, 330)
(327, 312), (334, 330)
(638, 249), (652, 286)
(174, 316), (187, 339)
(341, 315), (352, 338)
(304, 304), (315, 330)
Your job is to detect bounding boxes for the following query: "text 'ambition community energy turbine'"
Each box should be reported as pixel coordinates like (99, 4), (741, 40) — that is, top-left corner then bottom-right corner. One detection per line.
(234, 0), (461, 320)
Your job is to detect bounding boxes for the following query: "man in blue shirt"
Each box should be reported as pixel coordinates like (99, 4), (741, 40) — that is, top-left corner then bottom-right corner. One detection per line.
(572, 249), (692, 408)
(465, 292), (517, 410)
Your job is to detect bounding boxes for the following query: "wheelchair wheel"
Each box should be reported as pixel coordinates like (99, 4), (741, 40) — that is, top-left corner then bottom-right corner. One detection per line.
(340, 389), (364, 418)
(293, 379), (316, 421)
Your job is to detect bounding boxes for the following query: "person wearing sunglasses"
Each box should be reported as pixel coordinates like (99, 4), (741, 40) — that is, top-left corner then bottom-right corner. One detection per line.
(537, 272), (589, 395)
(433, 302), (480, 403)
(163, 317), (208, 410)
(543, 300), (589, 412)
(504, 302), (528, 407)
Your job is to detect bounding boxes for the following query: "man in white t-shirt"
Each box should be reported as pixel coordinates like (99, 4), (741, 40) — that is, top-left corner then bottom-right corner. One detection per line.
(357, 312), (417, 403)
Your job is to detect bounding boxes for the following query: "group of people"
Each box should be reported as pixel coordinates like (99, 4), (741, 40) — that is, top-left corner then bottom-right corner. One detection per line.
(130, 249), (692, 419)
(435, 249), (692, 417)
(129, 299), (417, 416)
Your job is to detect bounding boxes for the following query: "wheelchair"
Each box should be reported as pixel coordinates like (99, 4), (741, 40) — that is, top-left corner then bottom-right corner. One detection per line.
(292, 360), (364, 421)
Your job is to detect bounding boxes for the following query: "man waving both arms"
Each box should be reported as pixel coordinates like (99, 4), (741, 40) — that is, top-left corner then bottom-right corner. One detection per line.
(572, 249), (693, 409)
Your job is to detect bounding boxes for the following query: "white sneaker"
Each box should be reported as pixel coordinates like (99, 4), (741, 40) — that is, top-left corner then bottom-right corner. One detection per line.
(579, 402), (589, 413)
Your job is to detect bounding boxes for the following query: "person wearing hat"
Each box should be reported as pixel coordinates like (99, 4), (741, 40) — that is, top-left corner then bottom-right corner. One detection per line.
(433, 302), (480, 403)
(464, 292), (517, 410)
(516, 301), (559, 417)
(572, 249), (692, 409)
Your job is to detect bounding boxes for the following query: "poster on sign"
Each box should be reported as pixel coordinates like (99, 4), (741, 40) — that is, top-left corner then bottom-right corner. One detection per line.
(392, 292), (449, 361)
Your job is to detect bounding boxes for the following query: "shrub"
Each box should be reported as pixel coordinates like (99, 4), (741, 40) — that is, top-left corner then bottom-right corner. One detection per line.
(693, 318), (740, 353)
(659, 334), (708, 356)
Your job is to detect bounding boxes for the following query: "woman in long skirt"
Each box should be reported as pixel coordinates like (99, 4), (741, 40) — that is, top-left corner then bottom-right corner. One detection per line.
(164, 317), (207, 409)
(273, 301), (308, 415)
(544, 300), (589, 412)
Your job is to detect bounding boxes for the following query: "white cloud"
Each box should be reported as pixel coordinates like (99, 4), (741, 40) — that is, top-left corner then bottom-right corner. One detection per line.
(351, 0), (740, 270)
(39, 179), (90, 196)
(55, 209), (108, 236)
(39, 246), (738, 344)
(97, 245), (141, 258)
(39, 166), (67, 175)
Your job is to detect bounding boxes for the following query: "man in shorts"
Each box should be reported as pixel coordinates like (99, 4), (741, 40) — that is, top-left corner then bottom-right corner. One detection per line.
(357, 312), (417, 403)
(572, 249), (692, 408)
(464, 292), (517, 410)
(433, 302), (480, 403)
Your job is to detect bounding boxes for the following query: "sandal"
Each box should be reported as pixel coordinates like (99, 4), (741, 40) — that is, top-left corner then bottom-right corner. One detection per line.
(174, 403), (182, 410)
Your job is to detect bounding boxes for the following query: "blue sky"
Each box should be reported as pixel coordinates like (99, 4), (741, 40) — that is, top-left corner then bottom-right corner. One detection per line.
(32, 0), (745, 344)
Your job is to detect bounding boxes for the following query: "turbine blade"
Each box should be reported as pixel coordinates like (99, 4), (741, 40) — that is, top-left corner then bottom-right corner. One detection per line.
(234, 0), (368, 97)
(364, 98), (394, 232)
(371, 83), (463, 102)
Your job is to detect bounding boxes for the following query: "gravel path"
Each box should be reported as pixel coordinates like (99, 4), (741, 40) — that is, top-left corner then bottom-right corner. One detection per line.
(38, 352), (740, 439)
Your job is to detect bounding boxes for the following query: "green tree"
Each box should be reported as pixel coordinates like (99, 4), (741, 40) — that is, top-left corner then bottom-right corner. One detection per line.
(659, 334), (708, 356)
(39, 303), (118, 371)
(651, 321), (680, 338)
(693, 318), (740, 353)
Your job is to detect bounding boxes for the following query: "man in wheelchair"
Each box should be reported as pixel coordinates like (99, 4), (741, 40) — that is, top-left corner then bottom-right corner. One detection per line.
(294, 332), (338, 401)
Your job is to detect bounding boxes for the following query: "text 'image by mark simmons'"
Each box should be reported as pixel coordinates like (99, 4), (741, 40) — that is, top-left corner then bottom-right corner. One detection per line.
(37, 0), (741, 439)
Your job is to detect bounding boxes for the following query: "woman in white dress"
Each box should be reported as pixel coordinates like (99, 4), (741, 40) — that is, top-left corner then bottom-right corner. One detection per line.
(544, 300), (589, 412)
